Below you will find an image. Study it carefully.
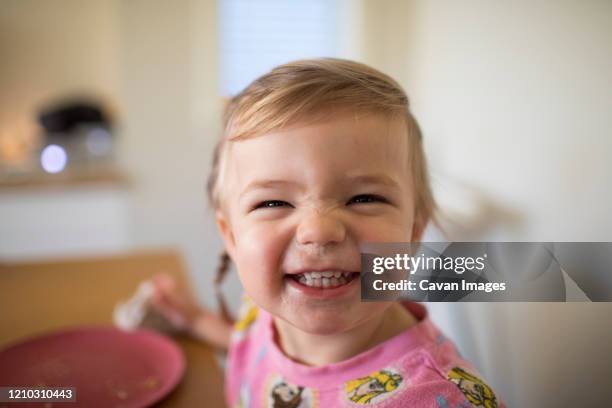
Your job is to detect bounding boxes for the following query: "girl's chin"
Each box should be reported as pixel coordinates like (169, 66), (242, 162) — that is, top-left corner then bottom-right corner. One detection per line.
(277, 303), (370, 336)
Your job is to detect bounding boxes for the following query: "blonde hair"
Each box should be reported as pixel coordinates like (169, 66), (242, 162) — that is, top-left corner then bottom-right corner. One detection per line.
(207, 58), (435, 229)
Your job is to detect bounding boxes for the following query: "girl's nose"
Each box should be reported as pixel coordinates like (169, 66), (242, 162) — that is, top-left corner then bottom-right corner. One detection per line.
(296, 211), (346, 247)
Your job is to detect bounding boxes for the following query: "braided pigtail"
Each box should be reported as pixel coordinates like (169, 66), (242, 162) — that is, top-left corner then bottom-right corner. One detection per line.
(214, 251), (235, 324)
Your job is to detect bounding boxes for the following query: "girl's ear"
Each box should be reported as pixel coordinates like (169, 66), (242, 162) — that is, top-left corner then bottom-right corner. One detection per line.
(215, 209), (236, 260)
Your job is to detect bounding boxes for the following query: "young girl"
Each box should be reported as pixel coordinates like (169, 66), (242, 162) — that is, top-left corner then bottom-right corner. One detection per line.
(150, 59), (504, 408)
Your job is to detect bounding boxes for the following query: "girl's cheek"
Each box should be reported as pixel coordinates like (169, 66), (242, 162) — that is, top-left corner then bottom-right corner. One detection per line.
(237, 223), (286, 273)
(354, 217), (413, 242)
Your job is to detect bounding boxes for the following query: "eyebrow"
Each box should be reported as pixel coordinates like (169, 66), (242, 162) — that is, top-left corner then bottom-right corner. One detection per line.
(344, 174), (401, 188)
(239, 174), (401, 201)
(239, 179), (301, 200)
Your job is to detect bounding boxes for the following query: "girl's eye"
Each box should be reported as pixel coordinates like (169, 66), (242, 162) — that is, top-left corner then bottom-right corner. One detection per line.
(347, 194), (388, 205)
(253, 200), (292, 210)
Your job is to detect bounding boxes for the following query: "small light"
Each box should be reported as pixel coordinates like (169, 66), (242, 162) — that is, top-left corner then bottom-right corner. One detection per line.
(41, 144), (67, 173)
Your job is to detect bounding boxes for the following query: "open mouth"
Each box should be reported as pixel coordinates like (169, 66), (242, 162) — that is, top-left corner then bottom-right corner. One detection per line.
(287, 271), (359, 289)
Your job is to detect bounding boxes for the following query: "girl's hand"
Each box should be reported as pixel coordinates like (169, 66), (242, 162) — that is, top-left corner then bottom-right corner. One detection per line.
(150, 273), (233, 349)
(150, 273), (203, 331)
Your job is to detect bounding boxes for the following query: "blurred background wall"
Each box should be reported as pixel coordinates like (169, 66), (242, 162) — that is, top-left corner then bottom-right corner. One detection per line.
(362, 2), (612, 407)
(1, 1), (611, 406)
(0, 1), (120, 125)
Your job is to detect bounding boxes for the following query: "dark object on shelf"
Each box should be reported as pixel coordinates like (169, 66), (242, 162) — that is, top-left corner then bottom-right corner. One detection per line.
(38, 101), (112, 135)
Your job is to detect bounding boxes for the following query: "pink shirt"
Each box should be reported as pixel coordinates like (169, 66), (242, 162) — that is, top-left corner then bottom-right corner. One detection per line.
(225, 301), (504, 408)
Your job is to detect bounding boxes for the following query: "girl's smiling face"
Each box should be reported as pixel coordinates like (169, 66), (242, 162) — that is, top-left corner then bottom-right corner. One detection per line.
(216, 113), (420, 335)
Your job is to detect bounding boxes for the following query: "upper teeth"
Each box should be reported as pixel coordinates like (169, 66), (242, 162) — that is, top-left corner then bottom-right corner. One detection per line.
(300, 271), (350, 279)
(293, 271), (354, 289)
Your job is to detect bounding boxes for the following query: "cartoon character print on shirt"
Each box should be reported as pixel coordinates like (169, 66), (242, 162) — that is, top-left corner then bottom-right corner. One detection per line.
(447, 367), (498, 408)
(265, 375), (318, 408)
(344, 369), (404, 405)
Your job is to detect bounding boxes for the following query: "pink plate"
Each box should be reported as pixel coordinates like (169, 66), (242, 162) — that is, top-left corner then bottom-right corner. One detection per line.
(0, 326), (185, 408)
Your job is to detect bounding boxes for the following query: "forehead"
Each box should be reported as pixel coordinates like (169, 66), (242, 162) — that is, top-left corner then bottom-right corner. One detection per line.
(225, 113), (411, 192)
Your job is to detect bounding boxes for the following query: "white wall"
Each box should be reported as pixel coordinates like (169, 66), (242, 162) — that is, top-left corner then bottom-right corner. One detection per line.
(0, 188), (130, 258)
(355, 1), (612, 406)
(116, 0), (230, 306)
(0, 0), (120, 115)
